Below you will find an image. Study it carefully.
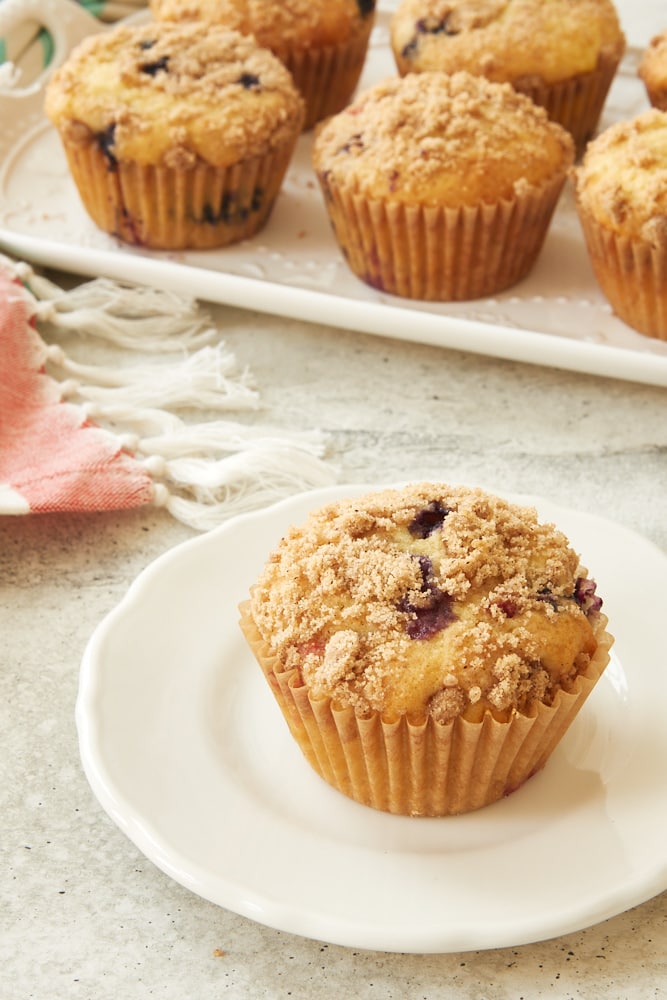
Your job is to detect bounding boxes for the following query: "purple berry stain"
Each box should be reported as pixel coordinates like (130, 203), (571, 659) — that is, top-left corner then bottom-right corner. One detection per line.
(399, 555), (457, 640)
(408, 501), (451, 538)
(140, 55), (169, 76)
(574, 577), (603, 617)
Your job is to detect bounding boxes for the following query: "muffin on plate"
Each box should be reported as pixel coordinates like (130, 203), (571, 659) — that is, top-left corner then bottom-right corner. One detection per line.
(239, 483), (612, 817)
(572, 108), (667, 340)
(390, 0), (626, 155)
(311, 70), (574, 300)
(638, 29), (667, 111)
(44, 21), (304, 249)
(149, 0), (377, 130)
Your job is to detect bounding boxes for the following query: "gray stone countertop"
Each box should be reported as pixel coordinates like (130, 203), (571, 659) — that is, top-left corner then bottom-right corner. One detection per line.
(3, 293), (667, 999)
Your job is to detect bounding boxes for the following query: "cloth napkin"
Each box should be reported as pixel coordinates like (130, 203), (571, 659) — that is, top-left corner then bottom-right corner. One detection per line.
(0, 256), (336, 530)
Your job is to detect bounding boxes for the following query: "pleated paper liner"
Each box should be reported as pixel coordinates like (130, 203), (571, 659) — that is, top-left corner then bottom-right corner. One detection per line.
(239, 601), (613, 817)
(316, 171), (568, 300)
(514, 51), (624, 158)
(283, 20), (375, 131)
(58, 139), (298, 250)
(575, 202), (667, 341)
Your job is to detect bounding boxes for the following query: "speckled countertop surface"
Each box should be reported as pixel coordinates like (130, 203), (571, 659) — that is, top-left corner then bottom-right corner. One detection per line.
(3, 2), (667, 993)
(3, 287), (667, 998)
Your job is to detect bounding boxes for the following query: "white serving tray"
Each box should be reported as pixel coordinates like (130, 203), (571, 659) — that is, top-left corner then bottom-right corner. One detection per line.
(1, 0), (667, 386)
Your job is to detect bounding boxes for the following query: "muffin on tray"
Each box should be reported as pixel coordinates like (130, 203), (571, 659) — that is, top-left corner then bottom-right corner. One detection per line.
(639, 29), (667, 111)
(44, 21), (304, 249)
(150, 0), (377, 130)
(390, 0), (626, 155)
(572, 108), (667, 340)
(312, 71), (574, 301)
(239, 483), (612, 817)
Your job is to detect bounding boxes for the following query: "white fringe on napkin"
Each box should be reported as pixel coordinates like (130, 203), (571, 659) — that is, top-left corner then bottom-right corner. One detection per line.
(6, 257), (337, 530)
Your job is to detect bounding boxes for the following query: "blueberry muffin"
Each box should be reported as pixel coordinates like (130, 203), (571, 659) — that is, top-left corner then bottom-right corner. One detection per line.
(239, 483), (612, 816)
(44, 21), (304, 249)
(572, 108), (667, 340)
(150, 0), (377, 130)
(639, 29), (667, 112)
(390, 0), (626, 155)
(312, 71), (574, 301)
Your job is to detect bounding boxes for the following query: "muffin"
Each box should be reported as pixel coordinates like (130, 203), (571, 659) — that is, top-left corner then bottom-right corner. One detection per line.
(390, 0), (626, 155)
(150, 0), (377, 130)
(639, 29), (667, 111)
(44, 22), (304, 249)
(312, 71), (574, 301)
(239, 483), (612, 817)
(572, 108), (667, 340)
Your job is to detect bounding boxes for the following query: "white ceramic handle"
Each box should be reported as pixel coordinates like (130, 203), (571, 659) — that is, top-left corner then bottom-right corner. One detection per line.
(0, 0), (101, 96)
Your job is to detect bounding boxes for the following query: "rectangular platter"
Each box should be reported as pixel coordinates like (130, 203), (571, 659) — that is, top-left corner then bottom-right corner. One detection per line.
(1, 0), (667, 386)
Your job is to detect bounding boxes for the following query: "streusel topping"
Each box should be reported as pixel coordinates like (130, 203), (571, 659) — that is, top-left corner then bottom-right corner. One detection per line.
(250, 484), (602, 722)
(390, 0), (625, 84)
(150, 0), (376, 53)
(573, 109), (667, 244)
(44, 22), (304, 167)
(312, 71), (574, 205)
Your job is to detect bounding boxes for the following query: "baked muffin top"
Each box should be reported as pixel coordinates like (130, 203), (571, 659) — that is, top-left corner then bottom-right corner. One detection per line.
(44, 21), (305, 168)
(572, 108), (667, 244)
(250, 484), (604, 723)
(312, 71), (574, 206)
(150, 0), (377, 55)
(390, 0), (625, 84)
(639, 29), (667, 111)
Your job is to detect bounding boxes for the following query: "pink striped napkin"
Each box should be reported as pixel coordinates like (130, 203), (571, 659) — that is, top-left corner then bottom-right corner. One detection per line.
(0, 268), (155, 515)
(0, 260), (335, 528)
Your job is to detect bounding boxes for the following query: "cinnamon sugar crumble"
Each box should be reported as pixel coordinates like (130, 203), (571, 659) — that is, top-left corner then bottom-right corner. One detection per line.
(250, 484), (602, 723)
(390, 0), (625, 85)
(572, 109), (667, 242)
(312, 71), (573, 205)
(44, 23), (304, 166)
(151, 0), (376, 49)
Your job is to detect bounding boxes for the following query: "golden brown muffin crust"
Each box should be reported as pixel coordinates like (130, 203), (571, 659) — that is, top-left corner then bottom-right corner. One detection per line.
(44, 22), (305, 167)
(150, 0), (376, 54)
(250, 484), (603, 722)
(639, 29), (667, 111)
(390, 0), (625, 84)
(572, 108), (667, 244)
(312, 71), (574, 206)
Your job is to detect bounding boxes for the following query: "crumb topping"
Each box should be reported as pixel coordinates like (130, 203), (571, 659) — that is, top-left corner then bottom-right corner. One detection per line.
(312, 71), (574, 205)
(150, 0), (376, 53)
(390, 0), (625, 84)
(572, 109), (667, 243)
(44, 22), (304, 167)
(250, 484), (602, 723)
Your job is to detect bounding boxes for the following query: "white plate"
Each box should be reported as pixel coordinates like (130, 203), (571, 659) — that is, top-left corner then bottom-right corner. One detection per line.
(2, 1), (667, 386)
(77, 483), (667, 954)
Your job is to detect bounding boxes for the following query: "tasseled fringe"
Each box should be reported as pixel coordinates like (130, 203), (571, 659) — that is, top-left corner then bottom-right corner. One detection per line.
(3, 255), (338, 530)
(45, 342), (259, 411)
(24, 268), (225, 352)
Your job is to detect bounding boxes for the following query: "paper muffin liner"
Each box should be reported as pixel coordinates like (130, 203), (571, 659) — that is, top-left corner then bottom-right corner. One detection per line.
(239, 601), (613, 817)
(283, 21), (374, 130)
(315, 170), (567, 300)
(642, 84), (667, 113)
(513, 52), (623, 157)
(58, 136), (298, 250)
(574, 199), (667, 340)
